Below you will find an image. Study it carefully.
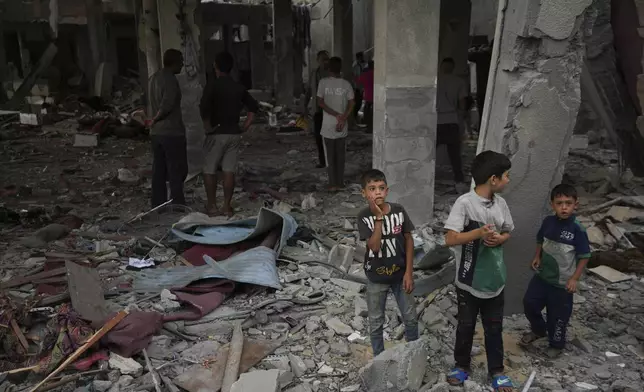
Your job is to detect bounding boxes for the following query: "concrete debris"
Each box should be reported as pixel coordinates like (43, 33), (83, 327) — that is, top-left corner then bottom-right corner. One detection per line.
(3, 94), (644, 392)
(108, 353), (143, 377)
(325, 317), (354, 336)
(360, 339), (428, 392)
(230, 369), (280, 392)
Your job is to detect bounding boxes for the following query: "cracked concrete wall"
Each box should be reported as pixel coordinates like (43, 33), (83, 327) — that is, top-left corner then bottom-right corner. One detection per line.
(373, 0), (440, 226)
(481, 0), (593, 314)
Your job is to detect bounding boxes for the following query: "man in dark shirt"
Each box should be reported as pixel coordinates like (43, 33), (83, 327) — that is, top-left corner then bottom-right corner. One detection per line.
(199, 52), (259, 217)
(148, 49), (187, 207)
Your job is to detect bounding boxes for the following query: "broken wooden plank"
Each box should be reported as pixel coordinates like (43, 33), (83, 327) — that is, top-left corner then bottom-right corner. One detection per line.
(66, 261), (108, 323)
(0, 267), (66, 289)
(588, 265), (631, 283)
(29, 310), (128, 392)
(10, 319), (29, 351)
(221, 322), (244, 392)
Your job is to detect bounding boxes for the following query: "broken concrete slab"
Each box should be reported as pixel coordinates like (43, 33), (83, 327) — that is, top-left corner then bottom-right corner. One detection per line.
(230, 369), (280, 392)
(588, 265), (632, 283)
(359, 339), (428, 392)
(325, 317), (354, 336)
(180, 340), (221, 362)
(108, 353), (143, 377)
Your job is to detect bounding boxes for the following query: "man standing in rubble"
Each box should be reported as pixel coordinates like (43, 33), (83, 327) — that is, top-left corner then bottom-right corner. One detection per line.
(436, 57), (467, 191)
(303, 50), (330, 168)
(148, 49), (188, 208)
(200, 52), (259, 217)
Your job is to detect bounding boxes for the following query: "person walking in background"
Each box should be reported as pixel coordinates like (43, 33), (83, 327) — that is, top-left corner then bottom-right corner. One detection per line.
(148, 49), (188, 208)
(303, 50), (330, 168)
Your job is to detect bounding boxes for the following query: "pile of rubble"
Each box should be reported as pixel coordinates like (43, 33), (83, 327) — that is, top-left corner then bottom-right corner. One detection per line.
(1, 117), (644, 392)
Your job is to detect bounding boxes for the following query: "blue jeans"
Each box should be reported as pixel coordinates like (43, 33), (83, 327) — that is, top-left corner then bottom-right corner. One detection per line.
(523, 275), (573, 349)
(366, 280), (419, 356)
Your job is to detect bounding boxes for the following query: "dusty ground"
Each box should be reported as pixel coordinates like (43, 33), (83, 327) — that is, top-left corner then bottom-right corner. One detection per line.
(2, 121), (644, 392)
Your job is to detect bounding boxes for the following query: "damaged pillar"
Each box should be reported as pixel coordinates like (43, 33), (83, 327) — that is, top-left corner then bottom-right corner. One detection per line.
(249, 23), (265, 90)
(142, 0), (161, 78)
(86, 0), (107, 81)
(272, 0), (294, 106)
(478, 0), (592, 314)
(373, 0), (440, 225)
(333, 0), (354, 81)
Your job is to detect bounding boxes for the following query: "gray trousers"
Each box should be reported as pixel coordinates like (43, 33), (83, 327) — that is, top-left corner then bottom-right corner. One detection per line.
(367, 280), (419, 356)
(323, 137), (346, 187)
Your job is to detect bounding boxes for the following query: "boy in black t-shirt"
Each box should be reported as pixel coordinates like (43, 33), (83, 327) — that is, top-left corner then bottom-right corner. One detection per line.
(357, 169), (418, 356)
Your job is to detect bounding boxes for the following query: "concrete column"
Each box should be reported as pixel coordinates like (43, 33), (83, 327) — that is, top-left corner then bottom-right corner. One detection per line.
(479, 0), (591, 314)
(373, 0), (440, 225)
(142, 0), (161, 78)
(86, 0), (107, 75)
(272, 0), (294, 105)
(0, 21), (6, 103)
(249, 23), (265, 89)
(333, 0), (353, 80)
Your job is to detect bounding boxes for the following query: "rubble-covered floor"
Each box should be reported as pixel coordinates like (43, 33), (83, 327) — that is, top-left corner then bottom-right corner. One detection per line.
(1, 122), (644, 392)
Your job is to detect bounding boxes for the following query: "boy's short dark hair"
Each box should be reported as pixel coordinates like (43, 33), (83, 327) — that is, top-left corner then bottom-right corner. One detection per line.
(317, 50), (329, 58)
(550, 183), (577, 201)
(361, 169), (387, 188)
(471, 151), (511, 185)
(215, 52), (234, 73)
(163, 49), (183, 67)
(442, 57), (455, 65)
(328, 57), (342, 73)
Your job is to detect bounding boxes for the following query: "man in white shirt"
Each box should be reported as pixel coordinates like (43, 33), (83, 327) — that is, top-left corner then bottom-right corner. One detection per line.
(436, 58), (468, 186)
(317, 57), (355, 191)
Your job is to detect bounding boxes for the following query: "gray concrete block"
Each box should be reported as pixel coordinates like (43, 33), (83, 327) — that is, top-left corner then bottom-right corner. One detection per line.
(359, 339), (428, 392)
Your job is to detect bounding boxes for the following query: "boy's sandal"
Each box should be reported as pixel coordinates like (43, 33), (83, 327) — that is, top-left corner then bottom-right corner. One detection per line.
(446, 368), (469, 386)
(492, 375), (514, 391)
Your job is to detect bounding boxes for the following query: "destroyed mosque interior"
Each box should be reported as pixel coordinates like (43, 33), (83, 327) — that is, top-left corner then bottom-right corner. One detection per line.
(1, 0), (644, 391)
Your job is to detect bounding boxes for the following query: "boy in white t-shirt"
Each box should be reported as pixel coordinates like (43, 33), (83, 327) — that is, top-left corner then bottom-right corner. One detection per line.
(316, 57), (355, 191)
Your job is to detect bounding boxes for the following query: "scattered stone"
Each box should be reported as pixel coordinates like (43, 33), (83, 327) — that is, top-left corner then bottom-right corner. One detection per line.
(284, 272), (308, 283)
(572, 337), (593, 353)
(574, 381), (599, 391)
(609, 379), (639, 392)
(288, 354), (307, 378)
(325, 317), (354, 336)
(348, 332), (365, 342)
(574, 293), (586, 304)
(587, 226), (605, 245)
(117, 168), (139, 183)
(305, 320), (320, 334)
(108, 353), (143, 377)
(231, 369), (280, 392)
(330, 341), (351, 357)
(317, 365), (334, 375)
(351, 316), (365, 331)
(92, 380), (113, 392)
(341, 385), (360, 392)
(596, 372), (613, 380)
(359, 339), (428, 392)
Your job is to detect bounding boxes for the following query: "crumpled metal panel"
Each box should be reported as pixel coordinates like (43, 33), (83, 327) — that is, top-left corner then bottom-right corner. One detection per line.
(131, 246), (282, 292)
(171, 208), (297, 255)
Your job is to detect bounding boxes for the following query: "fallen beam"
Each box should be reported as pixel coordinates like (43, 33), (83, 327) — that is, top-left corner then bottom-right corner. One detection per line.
(5, 43), (58, 110)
